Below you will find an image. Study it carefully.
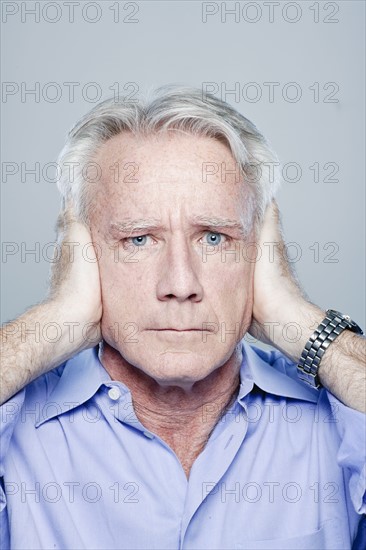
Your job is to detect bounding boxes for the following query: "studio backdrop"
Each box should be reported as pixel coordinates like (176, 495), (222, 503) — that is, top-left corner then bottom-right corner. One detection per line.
(1, 0), (365, 329)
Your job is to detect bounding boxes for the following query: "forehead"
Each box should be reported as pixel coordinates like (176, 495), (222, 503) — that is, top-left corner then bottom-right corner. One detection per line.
(92, 131), (247, 219)
(96, 130), (238, 172)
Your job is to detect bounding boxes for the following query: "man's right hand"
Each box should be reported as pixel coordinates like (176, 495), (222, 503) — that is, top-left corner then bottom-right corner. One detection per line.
(0, 200), (103, 405)
(48, 199), (103, 349)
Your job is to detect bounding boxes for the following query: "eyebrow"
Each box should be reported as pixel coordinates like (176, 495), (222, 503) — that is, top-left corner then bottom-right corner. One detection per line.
(110, 215), (248, 238)
(110, 219), (165, 235)
(191, 215), (248, 237)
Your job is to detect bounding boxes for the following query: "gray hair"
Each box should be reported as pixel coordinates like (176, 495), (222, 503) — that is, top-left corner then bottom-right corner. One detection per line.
(57, 84), (281, 233)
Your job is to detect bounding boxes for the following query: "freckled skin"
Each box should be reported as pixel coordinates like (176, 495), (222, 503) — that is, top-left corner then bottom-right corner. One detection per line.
(90, 131), (255, 391)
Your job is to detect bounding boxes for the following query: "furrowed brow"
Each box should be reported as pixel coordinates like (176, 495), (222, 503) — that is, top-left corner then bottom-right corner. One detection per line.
(109, 216), (249, 238)
(190, 215), (248, 238)
(110, 219), (166, 235)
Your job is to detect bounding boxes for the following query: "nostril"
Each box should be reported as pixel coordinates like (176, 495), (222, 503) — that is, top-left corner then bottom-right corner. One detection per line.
(164, 293), (198, 301)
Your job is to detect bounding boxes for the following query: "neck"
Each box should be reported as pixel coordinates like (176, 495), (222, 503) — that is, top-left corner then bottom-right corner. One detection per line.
(99, 342), (242, 477)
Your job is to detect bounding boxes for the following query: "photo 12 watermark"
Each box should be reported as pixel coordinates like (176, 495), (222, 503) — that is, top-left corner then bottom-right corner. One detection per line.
(1, 1), (140, 24)
(1, 81), (140, 103)
(202, 81), (340, 104)
(201, 2), (340, 24)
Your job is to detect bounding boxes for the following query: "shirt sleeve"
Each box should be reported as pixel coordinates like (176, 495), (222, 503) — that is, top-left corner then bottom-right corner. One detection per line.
(325, 389), (366, 515)
(0, 389), (26, 480)
(0, 389), (26, 550)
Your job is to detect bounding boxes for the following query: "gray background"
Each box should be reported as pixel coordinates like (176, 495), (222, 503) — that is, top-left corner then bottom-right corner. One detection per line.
(1, 0), (365, 328)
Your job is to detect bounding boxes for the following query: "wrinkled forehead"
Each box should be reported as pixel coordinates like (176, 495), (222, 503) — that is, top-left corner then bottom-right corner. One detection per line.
(95, 130), (242, 180)
(90, 131), (250, 223)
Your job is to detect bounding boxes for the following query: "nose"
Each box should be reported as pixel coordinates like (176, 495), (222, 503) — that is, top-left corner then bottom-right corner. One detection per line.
(156, 235), (204, 303)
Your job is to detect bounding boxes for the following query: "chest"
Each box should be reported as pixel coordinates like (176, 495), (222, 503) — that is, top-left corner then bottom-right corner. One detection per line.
(4, 402), (354, 549)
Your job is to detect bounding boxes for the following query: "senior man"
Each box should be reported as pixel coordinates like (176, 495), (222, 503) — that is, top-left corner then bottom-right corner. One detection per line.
(1, 86), (365, 550)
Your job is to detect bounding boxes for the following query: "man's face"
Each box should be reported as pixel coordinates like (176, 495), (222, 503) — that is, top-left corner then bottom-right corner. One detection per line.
(91, 131), (255, 388)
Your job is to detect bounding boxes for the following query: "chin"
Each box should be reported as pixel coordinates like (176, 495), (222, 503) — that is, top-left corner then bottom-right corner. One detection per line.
(137, 348), (216, 388)
(104, 334), (240, 389)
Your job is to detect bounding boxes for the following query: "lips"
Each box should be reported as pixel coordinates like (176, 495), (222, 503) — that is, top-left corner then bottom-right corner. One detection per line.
(148, 328), (204, 332)
(145, 323), (217, 333)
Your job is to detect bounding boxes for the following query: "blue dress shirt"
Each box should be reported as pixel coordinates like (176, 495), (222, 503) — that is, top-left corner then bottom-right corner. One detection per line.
(1, 340), (365, 549)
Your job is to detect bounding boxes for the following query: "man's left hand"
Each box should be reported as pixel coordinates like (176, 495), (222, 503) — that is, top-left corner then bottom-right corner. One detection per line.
(249, 200), (366, 413)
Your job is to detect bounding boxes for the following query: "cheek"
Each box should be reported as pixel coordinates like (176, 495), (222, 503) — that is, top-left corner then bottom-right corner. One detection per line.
(98, 253), (156, 319)
(100, 266), (141, 303)
(203, 259), (254, 324)
(99, 265), (151, 349)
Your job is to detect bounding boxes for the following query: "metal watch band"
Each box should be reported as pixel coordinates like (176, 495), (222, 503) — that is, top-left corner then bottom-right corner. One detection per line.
(297, 309), (363, 389)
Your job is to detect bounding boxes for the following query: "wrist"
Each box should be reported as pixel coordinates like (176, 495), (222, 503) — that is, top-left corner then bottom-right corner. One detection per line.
(297, 309), (364, 390)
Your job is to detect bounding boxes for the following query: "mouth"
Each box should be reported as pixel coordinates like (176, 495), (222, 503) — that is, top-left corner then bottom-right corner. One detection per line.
(147, 328), (205, 332)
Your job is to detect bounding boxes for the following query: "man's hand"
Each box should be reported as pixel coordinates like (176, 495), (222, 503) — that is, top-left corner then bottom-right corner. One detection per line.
(249, 200), (366, 413)
(249, 199), (321, 357)
(48, 199), (102, 342)
(0, 200), (103, 405)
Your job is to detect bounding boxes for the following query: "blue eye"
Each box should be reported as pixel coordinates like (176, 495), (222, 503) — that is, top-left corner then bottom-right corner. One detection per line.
(205, 232), (222, 246)
(131, 235), (148, 246)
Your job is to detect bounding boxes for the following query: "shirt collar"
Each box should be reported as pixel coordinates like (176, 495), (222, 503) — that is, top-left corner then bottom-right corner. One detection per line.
(35, 345), (114, 427)
(36, 340), (318, 426)
(238, 339), (318, 403)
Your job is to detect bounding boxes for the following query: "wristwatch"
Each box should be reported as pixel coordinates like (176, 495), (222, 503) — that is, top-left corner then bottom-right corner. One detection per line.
(297, 309), (364, 389)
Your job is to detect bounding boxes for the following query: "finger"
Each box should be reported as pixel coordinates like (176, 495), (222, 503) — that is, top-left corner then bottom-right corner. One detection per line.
(63, 197), (78, 223)
(263, 199), (280, 224)
(56, 197), (79, 229)
(258, 199), (283, 243)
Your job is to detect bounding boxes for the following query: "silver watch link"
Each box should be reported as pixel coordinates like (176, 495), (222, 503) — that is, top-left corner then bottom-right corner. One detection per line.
(297, 309), (363, 389)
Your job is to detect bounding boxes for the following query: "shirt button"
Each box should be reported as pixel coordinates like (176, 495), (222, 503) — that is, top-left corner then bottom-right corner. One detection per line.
(108, 387), (121, 401)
